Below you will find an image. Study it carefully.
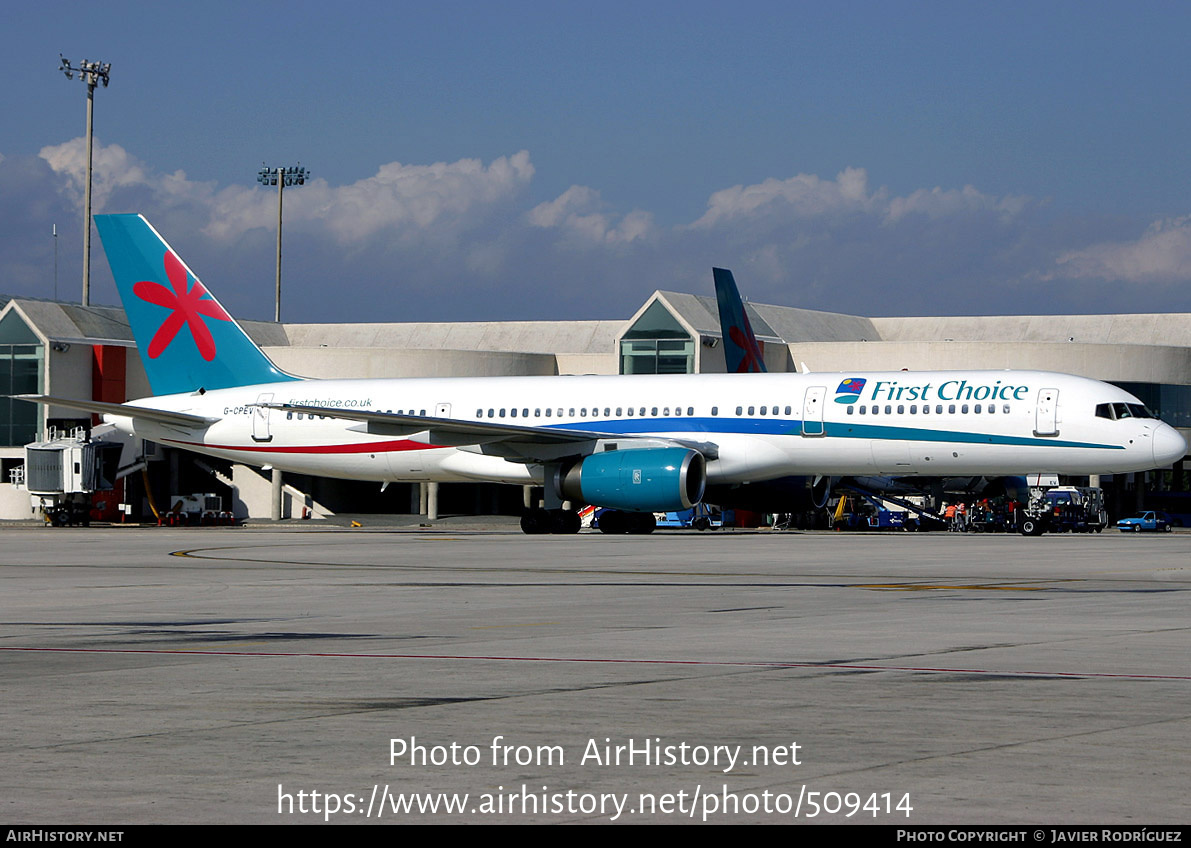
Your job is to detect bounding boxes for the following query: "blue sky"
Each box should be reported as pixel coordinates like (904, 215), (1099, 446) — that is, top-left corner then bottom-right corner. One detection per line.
(3, 1), (1191, 323)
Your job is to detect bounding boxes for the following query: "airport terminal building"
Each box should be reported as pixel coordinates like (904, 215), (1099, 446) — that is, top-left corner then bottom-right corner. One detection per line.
(2, 290), (1189, 522)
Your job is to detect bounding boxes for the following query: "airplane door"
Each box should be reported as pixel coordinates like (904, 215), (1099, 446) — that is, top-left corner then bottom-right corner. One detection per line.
(252, 392), (273, 442)
(1035, 388), (1059, 436)
(435, 403), (451, 418)
(802, 386), (826, 436)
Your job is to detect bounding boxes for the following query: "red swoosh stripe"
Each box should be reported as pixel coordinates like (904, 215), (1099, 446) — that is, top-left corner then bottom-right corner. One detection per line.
(165, 438), (442, 454)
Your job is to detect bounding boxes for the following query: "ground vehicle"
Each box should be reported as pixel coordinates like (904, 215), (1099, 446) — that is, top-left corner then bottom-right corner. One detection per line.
(1016, 485), (1107, 535)
(1116, 511), (1173, 532)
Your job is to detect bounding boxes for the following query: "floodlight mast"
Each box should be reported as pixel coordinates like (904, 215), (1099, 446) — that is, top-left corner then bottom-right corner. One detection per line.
(256, 165), (309, 323)
(59, 55), (110, 307)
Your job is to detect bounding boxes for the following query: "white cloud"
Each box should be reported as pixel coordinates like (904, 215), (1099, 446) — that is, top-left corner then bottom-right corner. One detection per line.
(885, 185), (1030, 224)
(691, 167), (883, 229)
(40, 138), (188, 210)
(1051, 216), (1191, 283)
(39, 139), (536, 246)
(529, 185), (655, 245)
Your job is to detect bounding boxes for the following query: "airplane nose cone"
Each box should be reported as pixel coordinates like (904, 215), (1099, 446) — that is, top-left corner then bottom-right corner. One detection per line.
(1152, 424), (1188, 467)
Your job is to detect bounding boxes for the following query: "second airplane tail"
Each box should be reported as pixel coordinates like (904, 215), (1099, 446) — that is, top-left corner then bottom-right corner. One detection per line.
(96, 214), (300, 396)
(712, 267), (767, 373)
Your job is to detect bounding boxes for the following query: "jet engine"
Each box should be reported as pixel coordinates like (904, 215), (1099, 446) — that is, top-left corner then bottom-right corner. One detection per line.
(556, 447), (706, 513)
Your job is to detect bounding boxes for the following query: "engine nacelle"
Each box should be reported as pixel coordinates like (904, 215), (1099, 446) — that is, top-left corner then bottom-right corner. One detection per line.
(557, 447), (706, 513)
(811, 475), (834, 509)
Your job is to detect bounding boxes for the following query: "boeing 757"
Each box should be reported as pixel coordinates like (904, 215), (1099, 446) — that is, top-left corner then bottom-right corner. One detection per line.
(14, 215), (1186, 533)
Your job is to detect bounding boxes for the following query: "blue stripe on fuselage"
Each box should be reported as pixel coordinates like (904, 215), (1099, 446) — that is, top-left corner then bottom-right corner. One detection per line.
(538, 416), (1124, 450)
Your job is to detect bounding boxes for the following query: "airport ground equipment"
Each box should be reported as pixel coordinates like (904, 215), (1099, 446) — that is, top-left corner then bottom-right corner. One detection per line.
(163, 493), (234, 526)
(655, 503), (725, 530)
(1018, 485), (1107, 535)
(22, 427), (123, 526)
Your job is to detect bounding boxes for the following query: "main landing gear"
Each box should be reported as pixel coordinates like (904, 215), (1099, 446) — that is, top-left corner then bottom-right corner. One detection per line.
(595, 510), (656, 535)
(520, 508), (581, 535)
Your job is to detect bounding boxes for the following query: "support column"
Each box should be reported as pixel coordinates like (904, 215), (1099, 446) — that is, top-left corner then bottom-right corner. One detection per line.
(427, 481), (439, 521)
(418, 482), (428, 515)
(272, 468), (283, 521)
(523, 485), (533, 509)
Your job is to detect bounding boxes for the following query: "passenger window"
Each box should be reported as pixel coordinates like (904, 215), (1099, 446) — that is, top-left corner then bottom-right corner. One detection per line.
(286, 411), (293, 420)
(885, 405), (892, 415)
(846, 406), (854, 416)
(961, 404), (969, 414)
(710, 406), (718, 416)
(639, 407), (646, 416)
(748, 406), (755, 415)
(534, 409), (541, 417)
(545, 408), (552, 417)
(488, 409), (495, 418)
(760, 406), (768, 416)
(663, 407), (670, 416)
(688, 407), (695, 416)
(510, 408), (517, 418)
(627, 407), (634, 417)
(651, 407), (658, 416)
(476, 409), (482, 417)
(500, 409), (506, 418)
(948, 405), (955, 414)
(604, 408), (611, 417)
(897, 405), (904, 414)
(523, 408), (529, 417)
(784, 406), (792, 415)
(616, 407), (623, 416)
(1002, 404), (1009, 414)
(859, 405), (867, 415)
(736, 406), (743, 416)
(910, 405), (917, 414)
(569, 408), (575, 417)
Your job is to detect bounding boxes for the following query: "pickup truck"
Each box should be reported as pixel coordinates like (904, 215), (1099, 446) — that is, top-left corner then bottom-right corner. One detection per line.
(1116, 511), (1173, 532)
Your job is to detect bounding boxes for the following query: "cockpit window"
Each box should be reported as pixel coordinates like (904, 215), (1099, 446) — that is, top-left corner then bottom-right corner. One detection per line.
(1098, 402), (1158, 421)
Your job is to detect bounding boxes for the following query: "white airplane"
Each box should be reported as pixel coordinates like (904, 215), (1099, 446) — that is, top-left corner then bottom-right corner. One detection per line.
(16, 214), (1186, 534)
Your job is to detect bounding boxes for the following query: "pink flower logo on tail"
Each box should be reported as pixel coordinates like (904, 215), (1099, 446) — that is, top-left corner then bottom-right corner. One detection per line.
(133, 251), (231, 361)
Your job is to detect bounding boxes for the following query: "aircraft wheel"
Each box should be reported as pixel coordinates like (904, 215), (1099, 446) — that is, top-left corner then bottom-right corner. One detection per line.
(520, 509), (553, 535)
(1019, 518), (1038, 537)
(628, 512), (656, 534)
(692, 516), (710, 531)
(552, 509), (581, 534)
(598, 510), (627, 534)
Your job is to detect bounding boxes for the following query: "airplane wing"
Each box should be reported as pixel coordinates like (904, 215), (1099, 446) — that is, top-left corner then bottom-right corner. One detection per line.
(10, 395), (219, 429)
(258, 403), (720, 462)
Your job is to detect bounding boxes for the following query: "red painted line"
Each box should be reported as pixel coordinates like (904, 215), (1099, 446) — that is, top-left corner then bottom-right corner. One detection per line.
(3, 647), (1188, 680)
(165, 438), (440, 454)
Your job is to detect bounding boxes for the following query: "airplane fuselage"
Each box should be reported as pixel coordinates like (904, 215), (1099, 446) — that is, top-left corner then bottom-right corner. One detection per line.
(110, 370), (1185, 489)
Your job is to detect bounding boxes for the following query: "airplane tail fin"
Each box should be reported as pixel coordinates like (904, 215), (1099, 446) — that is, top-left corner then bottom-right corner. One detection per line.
(712, 267), (767, 373)
(95, 214), (300, 396)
